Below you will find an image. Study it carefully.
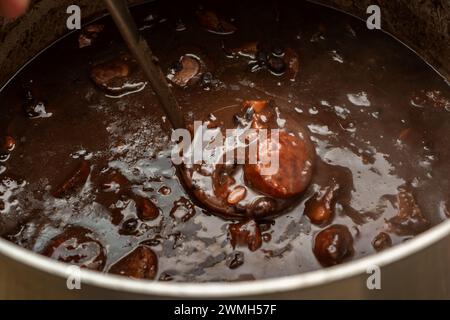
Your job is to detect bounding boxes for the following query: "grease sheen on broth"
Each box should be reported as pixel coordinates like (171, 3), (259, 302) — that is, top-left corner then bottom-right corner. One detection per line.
(0, 0), (449, 281)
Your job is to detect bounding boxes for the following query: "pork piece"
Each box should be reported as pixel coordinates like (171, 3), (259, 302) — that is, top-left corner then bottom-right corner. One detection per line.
(90, 56), (132, 92)
(136, 196), (160, 221)
(313, 224), (354, 267)
(229, 219), (262, 251)
(304, 183), (339, 226)
(167, 54), (202, 87)
(372, 232), (392, 251)
(389, 188), (430, 235)
(42, 226), (106, 271)
(242, 102), (314, 199)
(109, 246), (158, 279)
(78, 24), (104, 48)
(52, 160), (90, 198)
(244, 130), (315, 199)
(196, 8), (237, 35)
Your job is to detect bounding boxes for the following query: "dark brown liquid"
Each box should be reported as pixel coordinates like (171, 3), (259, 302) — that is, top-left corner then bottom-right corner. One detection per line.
(0, 0), (449, 281)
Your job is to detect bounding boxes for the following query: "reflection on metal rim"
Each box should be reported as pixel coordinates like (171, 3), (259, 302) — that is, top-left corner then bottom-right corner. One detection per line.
(1, 219), (450, 298)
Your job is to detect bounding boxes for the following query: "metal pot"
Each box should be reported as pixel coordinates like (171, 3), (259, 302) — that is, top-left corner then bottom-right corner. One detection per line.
(0, 0), (449, 299)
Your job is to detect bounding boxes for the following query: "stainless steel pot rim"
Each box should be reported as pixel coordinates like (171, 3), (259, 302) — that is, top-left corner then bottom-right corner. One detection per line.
(1, 218), (449, 298)
(1, 2), (449, 298)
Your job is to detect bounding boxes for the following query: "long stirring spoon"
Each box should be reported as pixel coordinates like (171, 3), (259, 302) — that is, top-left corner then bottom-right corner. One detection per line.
(103, 0), (186, 130)
(102, 1), (311, 220)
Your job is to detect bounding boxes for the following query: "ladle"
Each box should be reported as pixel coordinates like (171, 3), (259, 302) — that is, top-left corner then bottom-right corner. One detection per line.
(102, 0), (310, 220)
(103, 0), (186, 130)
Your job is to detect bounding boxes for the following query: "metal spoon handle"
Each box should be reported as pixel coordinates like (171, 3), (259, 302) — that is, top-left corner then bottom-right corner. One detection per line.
(103, 0), (186, 129)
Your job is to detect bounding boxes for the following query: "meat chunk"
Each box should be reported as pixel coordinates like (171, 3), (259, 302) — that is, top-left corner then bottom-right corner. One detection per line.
(304, 183), (339, 226)
(42, 226), (106, 271)
(136, 196), (160, 221)
(372, 232), (392, 251)
(167, 55), (202, 87)
(389, 188), (430, 235)
(109, 246), (158, 280)
(244, 130), (314, 198)
(229, 219), (262, 251)
(79, 24), (104, 48)
(242, 100), (314, 198)
(90, 57), (131, 92)
(196, 8), (237, 35)
(313, 224), (354, 267)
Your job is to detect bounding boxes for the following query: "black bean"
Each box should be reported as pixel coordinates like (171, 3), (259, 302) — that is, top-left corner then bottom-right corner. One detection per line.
(120, 218), (139, 235)
(226, 251), (244, 269)
(372, 232), (392, 251)
(271, 44), (285, 57)
(268, 56), (286, 75)
(255, 50), (268, 64)
(313, 224), (354, 266)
